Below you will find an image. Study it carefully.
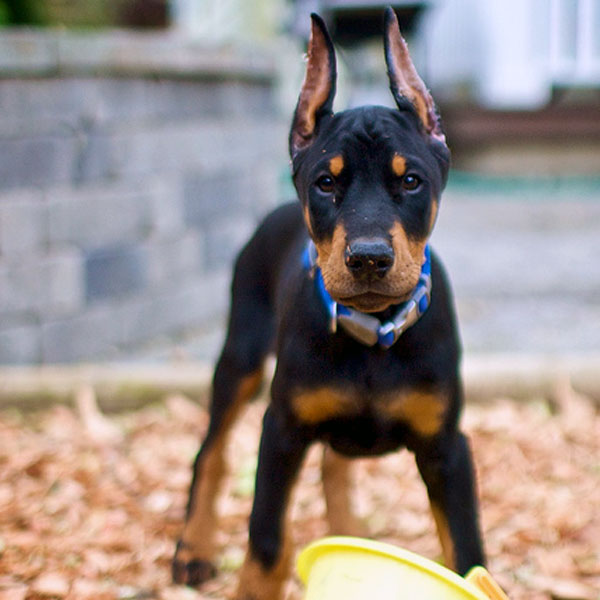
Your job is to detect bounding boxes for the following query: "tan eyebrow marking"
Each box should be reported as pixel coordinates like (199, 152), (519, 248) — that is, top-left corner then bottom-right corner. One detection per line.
(392, 153), (407, 177)
(328, 155), (344, 177)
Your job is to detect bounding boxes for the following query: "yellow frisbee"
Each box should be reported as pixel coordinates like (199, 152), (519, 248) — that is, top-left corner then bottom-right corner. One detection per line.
(297, 537), (508, 600)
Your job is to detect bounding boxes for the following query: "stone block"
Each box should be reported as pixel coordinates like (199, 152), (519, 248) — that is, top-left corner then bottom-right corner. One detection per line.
(147, 175), (186, 237)
(85, 78), (154, 124)
(0, 31), (58, 75)
(85, 244), (147, 302)
(117, 270), (230, 348)
(0, 134), (77, 190)
(170, 271), (231, 328)
(156, 79), (227, 120)
(106, 118), (284, 181)
(248, 162), (285, 217)
(183, 168), (249, 225)
(201, 215), (255, 271)
(0, 77), (258, 130)
(72, 129), (115, 184)
(184, 163), (284, 271)
(0, 78), (98, 122)
(41, 306), (120, 363)
(218, 80), (276, 118)
(44, 249), (86, 317)
(47, 182), (154, 250)
(143, 232), (203, 289)
(183, 160), (283, 226)
(54, 30), (276, 82)
(0, 322), (41, 364)
(94, 78), (227, 123)
(0, 189), (47, 258)
(0, 249), (84, 318)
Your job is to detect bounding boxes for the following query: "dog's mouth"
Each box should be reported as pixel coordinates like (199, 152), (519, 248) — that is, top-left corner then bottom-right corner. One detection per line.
(338, 291), (409, 313)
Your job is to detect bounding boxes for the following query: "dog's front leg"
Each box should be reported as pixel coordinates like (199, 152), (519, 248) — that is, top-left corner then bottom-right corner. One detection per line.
(415, 431), (486, 575)
(236, 406), (309, 600)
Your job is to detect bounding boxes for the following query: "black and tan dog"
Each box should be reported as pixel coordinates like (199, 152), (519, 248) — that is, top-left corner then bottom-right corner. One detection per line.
(173, 8), (485, 599)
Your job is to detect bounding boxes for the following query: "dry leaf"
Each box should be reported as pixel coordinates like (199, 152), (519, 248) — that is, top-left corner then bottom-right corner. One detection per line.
(165, 394), (205, 424)
(526, 574), (599, 600)
(0, 588), (27, 600)
(32, 572), (70, 597)
(145, 490), (173, 513)
(70, 579), (116, 599)
(0, 577), (28, 600)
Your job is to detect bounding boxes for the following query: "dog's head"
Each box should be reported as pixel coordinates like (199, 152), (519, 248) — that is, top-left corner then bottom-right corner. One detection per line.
(290, 8), (450, 313)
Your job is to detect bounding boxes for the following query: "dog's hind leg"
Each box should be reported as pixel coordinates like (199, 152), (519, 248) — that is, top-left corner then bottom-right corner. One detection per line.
(322, 446), (369, 537)
(173, 246), (275, 587)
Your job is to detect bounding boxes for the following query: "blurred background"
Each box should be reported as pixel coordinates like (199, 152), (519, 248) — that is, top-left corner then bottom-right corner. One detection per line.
(0, 0), (599, 365)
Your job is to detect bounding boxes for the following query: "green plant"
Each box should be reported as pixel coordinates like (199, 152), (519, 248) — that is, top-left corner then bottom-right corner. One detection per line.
(0, 2), (9, 25)
(1, 0), (46, 25)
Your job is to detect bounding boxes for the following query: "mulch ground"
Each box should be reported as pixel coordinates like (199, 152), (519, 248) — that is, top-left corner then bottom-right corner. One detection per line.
(0, 379), (598, 600)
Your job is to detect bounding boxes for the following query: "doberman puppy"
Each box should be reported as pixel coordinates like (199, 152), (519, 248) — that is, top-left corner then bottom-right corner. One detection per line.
(173, 8), (485, 599)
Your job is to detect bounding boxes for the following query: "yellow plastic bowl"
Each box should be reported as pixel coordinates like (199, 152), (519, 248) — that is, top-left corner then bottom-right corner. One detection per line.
(297, 537), (505, 600)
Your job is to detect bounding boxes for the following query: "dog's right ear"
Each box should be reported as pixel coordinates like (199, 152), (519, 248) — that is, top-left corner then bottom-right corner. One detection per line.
(289, 14), (337, 160)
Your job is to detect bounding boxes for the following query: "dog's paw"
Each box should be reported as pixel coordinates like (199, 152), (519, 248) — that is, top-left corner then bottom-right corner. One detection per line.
(172, 540), (217, 586)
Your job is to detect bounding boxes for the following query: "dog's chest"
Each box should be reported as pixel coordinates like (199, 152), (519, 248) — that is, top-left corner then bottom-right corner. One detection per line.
(291, 384), (448, 438)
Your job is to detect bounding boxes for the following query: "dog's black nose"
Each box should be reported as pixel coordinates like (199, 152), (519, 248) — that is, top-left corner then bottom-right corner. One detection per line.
(345, 238), (394, 279)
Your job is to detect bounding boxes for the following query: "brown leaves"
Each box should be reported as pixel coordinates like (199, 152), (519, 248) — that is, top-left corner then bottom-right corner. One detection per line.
(31, 572), (70, 597)
(0, 386), (598, 600)
(463, 391), (600, 600)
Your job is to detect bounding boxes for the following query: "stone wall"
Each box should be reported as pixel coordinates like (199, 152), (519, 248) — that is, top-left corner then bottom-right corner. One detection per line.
(0, 30), (287, 364)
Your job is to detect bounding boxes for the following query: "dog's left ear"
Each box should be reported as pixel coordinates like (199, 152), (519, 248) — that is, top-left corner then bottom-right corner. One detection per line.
(290, 13), (337, 159)
(384, 7), (445, 144)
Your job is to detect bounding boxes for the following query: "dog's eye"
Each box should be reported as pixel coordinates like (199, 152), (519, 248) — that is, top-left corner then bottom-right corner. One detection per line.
(315, 175), (335, 194)
(402, 174), (422, 191)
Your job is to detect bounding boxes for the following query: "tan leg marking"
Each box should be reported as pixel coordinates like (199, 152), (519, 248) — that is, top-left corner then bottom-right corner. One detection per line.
(235, 533), (292, 600)
(179, 371), (263, 562)
(431, 502), (457, 571)
(379, 389), (448, 437)
(322, 446), (368, 537)
(178, 434), (227, 562)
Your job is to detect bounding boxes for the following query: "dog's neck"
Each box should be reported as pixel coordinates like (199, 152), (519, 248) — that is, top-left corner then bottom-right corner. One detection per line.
(302, 240), (432, 349)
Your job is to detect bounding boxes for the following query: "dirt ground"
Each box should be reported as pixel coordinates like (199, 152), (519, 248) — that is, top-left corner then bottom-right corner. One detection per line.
(0, 381), (598, 600)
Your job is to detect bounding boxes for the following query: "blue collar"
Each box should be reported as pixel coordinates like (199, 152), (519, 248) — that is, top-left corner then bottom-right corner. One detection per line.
(302, 240), (432, 349)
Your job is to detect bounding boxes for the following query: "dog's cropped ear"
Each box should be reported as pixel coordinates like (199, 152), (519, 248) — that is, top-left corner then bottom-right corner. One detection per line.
(384, 7), (445, 144)
(290, 14), (337, 159)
